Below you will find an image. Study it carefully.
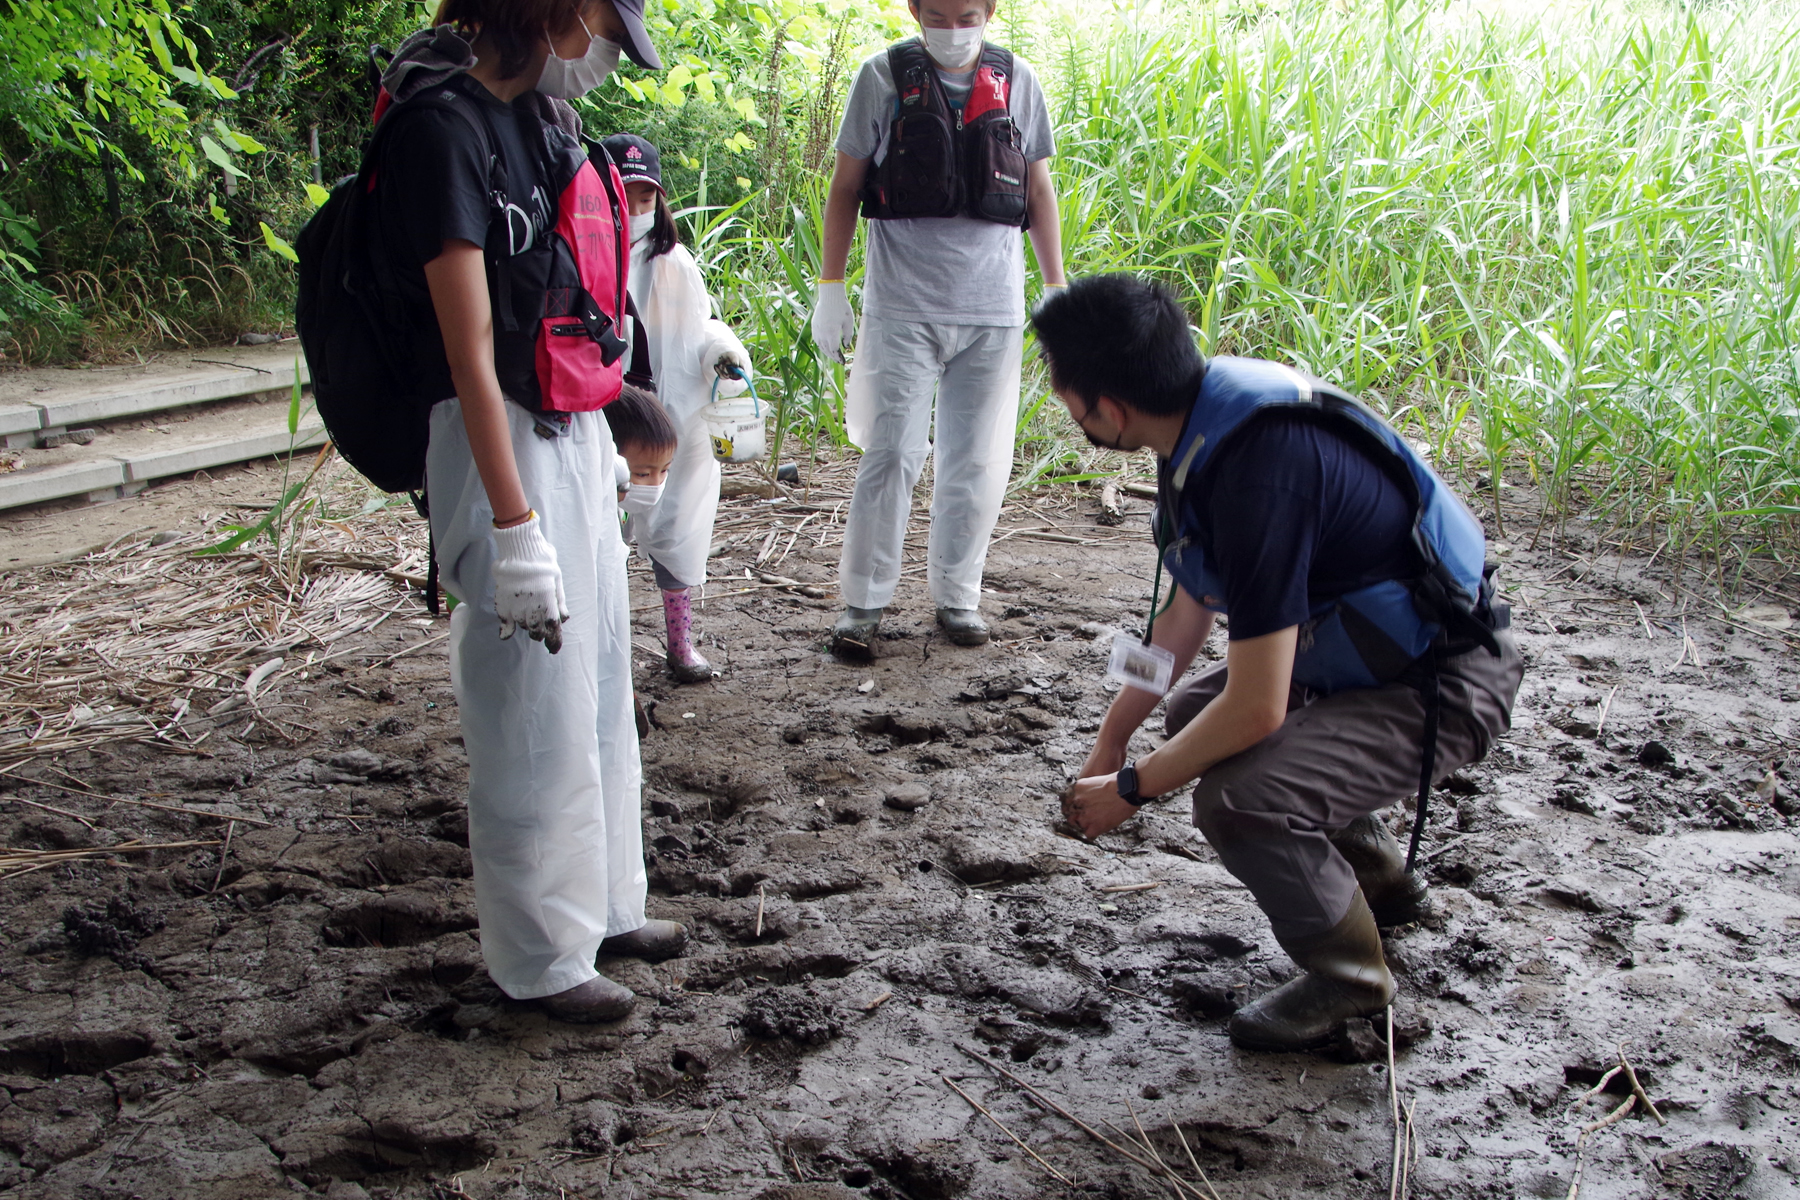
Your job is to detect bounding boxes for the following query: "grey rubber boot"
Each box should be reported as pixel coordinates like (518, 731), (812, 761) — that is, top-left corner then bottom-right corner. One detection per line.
(540, 974), (636, 1023)
(1329, 814), (1436, 928)
(600, 918), (688, 962)
(830, 606), (883, 659)
(935, 607), (990, 646)
(1227, 889), (1396, 1053)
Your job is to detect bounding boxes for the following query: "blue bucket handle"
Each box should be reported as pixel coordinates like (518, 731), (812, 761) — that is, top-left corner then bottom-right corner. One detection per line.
(710, 366), (760, 418)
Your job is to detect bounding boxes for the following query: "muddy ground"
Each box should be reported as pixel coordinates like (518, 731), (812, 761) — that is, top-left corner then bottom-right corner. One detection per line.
(2, 456), (1798, 1200)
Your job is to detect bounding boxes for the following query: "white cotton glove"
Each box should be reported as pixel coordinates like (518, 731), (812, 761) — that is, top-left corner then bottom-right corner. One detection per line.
(809, 280), (856, 364)
(1033, 283), (1069, 317)
(490, 512), (569, 655)
(701, 320), (751, 398)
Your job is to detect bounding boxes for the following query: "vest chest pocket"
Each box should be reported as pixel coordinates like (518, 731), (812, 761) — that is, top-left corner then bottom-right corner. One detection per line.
(968, 116), (1028, 225)
(885, 111), (960, 218)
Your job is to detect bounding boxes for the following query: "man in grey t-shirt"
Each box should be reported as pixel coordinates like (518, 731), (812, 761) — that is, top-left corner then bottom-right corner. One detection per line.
(808, 0), (1067, 657)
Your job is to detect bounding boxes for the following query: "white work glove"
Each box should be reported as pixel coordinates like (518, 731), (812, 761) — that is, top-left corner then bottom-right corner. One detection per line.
(809, 279), (856, 364)
(1033, 283), (1068, 317)
(700, 320), (751, 398)
(490, 512), (569, 655)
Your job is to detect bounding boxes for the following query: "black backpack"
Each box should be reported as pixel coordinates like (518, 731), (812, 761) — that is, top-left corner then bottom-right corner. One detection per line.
(296, 81), (631, 494)
(858, 41), (1029, 227)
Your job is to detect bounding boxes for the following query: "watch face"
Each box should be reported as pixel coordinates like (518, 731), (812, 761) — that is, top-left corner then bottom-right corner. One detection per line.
(1118, 764), (1139, 801)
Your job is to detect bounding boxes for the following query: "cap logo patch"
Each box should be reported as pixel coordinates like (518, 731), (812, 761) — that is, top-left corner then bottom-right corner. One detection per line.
(626, 145), (643, 160)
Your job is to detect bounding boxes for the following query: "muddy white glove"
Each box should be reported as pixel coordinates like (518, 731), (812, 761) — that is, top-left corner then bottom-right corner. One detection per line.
(491, 512), (569, 655)
(701, 320), (750, 398)
(1033, 283), (1068, 316)
(809, 280), (856, 364)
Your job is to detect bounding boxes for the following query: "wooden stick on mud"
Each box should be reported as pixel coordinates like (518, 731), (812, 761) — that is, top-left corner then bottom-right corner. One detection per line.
(1168, 1118), (1225, 1200)
(1389, 1006), (1404, 1200)
(209, 820), (236, 894)
(1634, 601), (1656, 639)
(941, 1075), (1075, 1186)
(1565, 1094), (1636, 1200)
(954, 1044), (1204, 1198)
(754, 882), (766, 939)
(30, 776), (275, 828)
(1126, 1099), (1215, 1200)
(1616, 1041), (1665, 1126)
(0, 793), (98, 829)
(1593, 685), (1620, 741)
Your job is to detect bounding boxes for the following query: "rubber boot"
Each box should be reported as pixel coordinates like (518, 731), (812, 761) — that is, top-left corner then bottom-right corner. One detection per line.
(661, 588), (716, 683)
(830, 606), (883, 660)
(600, 918), (688, 962)
(935, 606), (990, 646)
(1329, 814), (1435, 928)
(1227, 889), (1395, 1053)
(540, 974), (636, 1023)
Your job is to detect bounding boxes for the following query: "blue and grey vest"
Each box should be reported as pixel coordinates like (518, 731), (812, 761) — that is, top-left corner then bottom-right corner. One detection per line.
(1159, 357), (1495, 695)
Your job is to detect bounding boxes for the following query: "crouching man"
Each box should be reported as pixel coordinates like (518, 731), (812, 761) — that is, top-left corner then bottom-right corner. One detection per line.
(1032, 276), (1522, 1053)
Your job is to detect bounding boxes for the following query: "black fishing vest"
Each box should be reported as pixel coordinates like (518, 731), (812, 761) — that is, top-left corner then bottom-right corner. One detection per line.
(858, 40), (1029, 227)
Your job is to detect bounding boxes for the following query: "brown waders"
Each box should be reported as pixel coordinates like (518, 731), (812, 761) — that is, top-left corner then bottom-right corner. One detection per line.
(1165, 630), (1523, 1050)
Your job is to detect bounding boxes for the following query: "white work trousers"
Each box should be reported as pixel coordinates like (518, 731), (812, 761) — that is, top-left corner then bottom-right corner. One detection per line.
(426, 398), (647, 1000)
(839, 316), (1023, 611)
(627, 406), (720, 590)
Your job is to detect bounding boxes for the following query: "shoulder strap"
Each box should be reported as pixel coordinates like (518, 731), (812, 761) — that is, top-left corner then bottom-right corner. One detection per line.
(386, 83), (521, 332)
(583, 136), (630, 333)
(624, 293), (653, 390)
(979, 44), (1015, 109)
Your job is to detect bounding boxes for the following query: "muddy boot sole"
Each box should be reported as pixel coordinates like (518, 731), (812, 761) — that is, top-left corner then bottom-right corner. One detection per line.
(667, 654), (717, 684)
(540, 974), (637, 1023)
(935, 607), (990, 646)
(1227, 972), (1394, 1053)
(830, 607), (883, 660)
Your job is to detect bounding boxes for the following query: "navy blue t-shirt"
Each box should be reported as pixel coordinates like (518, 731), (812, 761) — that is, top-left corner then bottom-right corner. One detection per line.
(1178, 411), (1418, 640)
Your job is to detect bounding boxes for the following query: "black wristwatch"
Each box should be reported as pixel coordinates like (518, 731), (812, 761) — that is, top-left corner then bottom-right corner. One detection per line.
(1117, 760), (1158, 807)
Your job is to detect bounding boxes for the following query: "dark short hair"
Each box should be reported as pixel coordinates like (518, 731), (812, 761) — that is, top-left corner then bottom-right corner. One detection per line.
(1030, 274), (1206, 417)
(603, 382), (677, 454)
(432, 0), (584, 80)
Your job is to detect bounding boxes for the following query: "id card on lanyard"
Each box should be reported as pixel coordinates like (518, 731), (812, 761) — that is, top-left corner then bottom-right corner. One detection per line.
(1103, 414), (1208, 697)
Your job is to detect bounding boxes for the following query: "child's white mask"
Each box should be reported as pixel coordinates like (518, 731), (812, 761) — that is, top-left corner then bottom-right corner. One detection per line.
(629, 212), (655, 243)
(621, 482), (664, 514)
(922, 23), (983, 69)
(537, 17), (622, 99)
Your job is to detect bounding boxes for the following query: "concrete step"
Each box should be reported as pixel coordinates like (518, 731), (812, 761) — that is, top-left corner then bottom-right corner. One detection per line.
(0, 342), (310, 449)
(0, 389), (327, 511)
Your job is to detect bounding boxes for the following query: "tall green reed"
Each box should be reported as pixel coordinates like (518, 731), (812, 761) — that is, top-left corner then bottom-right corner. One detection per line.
(1032, 0), (1800, 565)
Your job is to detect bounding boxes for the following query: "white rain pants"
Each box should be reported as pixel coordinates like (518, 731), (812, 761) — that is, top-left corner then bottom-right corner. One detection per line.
(840, 315), (1023, 611)
(426, 398), (646, 1000)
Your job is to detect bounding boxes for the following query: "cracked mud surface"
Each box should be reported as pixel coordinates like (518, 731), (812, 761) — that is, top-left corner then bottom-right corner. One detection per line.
(3, 476), (1799, 1200)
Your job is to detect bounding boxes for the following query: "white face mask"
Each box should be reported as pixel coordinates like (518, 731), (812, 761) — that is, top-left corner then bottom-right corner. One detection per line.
(620, 481), (664, 514)
(537, 17), (622, 99)
(629, 211), (655, 243)
(921, 23), (983, 70)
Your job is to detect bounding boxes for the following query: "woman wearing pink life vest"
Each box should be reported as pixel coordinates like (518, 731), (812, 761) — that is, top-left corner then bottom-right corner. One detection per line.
(374, 0), (685, 1022)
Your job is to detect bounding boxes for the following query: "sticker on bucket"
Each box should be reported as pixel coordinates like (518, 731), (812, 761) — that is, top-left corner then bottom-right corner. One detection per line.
(701, 369), (767, 463)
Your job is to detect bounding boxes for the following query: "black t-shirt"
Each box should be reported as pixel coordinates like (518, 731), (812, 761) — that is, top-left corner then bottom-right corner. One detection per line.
(1180, 411), (1419, 641)
(374, 73), (556, 402)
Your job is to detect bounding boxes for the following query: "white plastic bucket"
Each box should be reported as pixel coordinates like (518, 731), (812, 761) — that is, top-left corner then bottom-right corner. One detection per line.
(701, 392), (766, 463)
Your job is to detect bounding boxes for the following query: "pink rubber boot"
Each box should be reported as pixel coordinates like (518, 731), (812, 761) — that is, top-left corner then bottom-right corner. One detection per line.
(662, 588), (716, 683)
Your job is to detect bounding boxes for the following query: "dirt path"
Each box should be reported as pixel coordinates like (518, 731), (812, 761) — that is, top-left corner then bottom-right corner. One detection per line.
(1, 458), (1797, 1200)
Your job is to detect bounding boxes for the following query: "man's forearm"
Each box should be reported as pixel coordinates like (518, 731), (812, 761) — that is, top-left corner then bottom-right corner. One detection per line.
(1083, 589), (1215, 773)
(1134, 626), (1298, 799)
(819, 153), (865, 280)
(1025, 159), (1064, 285)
